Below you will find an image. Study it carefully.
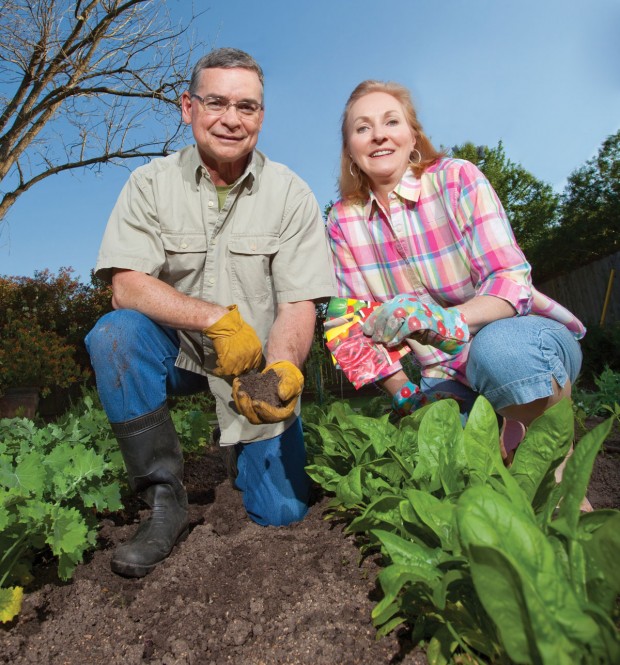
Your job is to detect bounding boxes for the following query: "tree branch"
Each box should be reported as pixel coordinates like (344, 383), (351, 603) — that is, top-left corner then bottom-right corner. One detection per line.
(0, 0), (201, 221)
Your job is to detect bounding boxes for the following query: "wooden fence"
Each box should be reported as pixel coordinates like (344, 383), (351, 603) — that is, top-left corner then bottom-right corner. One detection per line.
(537, 251), (620, 326)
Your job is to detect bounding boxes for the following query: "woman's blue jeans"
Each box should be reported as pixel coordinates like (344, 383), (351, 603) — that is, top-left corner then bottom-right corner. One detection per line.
(85, 309), (310, 527)
(421, 315), (582, 418)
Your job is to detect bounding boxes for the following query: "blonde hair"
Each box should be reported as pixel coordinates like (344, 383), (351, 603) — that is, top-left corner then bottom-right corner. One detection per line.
(339, 80), (445, 203)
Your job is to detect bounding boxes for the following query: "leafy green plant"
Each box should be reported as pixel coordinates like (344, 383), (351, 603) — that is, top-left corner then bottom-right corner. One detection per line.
(169, 392), (216, 453)
(0, 395), (124, 622)
(573, 366), (620, 419)
(304, 397), (620, 664)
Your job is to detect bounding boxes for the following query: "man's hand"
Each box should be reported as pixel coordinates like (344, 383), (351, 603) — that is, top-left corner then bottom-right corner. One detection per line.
(203, 305), (263, 377)
(232, 361), (304, 425)
(361, 296), (469, 354)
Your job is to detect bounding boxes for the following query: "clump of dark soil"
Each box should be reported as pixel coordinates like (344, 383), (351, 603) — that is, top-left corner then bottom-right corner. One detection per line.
(236, 369), (283, 407)
(1, 420), (618, 665)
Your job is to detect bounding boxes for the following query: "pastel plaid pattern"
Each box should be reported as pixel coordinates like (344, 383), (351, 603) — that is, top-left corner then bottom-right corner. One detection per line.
(327, 158), (585, 382)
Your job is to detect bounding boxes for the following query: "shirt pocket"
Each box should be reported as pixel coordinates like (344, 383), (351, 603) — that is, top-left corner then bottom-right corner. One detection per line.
(228, 234), (279, 301)
(160, 232), (207, 295)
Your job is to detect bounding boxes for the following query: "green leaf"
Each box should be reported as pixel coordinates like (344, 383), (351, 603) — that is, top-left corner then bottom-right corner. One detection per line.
(385, 446), (415, 483)
(82, 481), (123, 512)
(427, 628), (458, 665)
(42, 440), (75, 473)
(430, 568), (469, 612)
(457, 485), (601, 665)
(9, 451), (47, 495)
(554, 417), (613, 537)
(435, 403), (467, 495)
(49, 443), (107, 498)
(336, 466), (364, 507)
(0, 502), (11, 531)
(57, 550), (82, 581)
(305, 464), (343, 492)
(582, 511), (620, 598)
(404, 489), (457, 550)
(509, 398), (574, 503)
(47, 506), (89, 559)
(17, 499), (50, 528)
(347, 413), (394, 449)
(462, 396), (500, 482)
(414, 401), (460, 491)
(347, 494), (404, 534)
(372, 528), (447, 570)
(466, 543), (540, 664)
(373, 562), (440, 621)
(365, 458), (404, 487)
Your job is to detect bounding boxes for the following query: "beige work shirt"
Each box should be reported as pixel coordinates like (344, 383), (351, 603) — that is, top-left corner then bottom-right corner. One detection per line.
(95, 145), (336, 444)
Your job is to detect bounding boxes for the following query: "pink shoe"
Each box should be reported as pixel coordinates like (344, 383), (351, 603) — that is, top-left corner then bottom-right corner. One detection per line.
(500, 418), (527, 463)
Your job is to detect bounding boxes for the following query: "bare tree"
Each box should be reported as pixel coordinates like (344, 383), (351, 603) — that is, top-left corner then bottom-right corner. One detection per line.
(0, 0), (202, 221)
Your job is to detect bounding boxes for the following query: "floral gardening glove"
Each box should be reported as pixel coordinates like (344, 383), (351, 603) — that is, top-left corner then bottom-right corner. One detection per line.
(203, 305), (263, 377)
(392, 380), (461, 417)
(232, 361), (304, 425)
(361, 295), (469, 354)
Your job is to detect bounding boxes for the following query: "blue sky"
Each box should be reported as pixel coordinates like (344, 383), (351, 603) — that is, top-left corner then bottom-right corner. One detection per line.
(1, 0), (619, 282)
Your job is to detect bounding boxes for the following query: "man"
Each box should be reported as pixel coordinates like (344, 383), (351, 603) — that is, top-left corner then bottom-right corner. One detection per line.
(86, 48), (335, 578)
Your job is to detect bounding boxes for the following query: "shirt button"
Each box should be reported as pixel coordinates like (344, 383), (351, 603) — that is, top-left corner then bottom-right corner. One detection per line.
(208, 277), (215, 285)
(208, 200), (215, 208)
(181, 242), (188, 249)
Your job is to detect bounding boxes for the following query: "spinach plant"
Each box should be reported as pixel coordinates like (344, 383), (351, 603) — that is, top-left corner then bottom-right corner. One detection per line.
(305, 397), (620, 664)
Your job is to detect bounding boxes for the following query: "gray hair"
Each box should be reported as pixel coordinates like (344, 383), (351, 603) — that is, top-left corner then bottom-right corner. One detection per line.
(189, 47), (264, 96)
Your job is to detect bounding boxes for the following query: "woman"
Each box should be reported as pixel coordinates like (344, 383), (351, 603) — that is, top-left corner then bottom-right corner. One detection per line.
(326, 80), (585, 463)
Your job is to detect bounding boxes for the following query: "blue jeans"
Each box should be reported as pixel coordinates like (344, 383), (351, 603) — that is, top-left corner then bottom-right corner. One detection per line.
(85, 309), (310, 527)
(421, 315), (582, 417)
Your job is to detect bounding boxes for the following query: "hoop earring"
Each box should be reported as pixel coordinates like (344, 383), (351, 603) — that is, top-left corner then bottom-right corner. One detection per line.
(349, 161), (360, 178)
(410, 148), (422, 165)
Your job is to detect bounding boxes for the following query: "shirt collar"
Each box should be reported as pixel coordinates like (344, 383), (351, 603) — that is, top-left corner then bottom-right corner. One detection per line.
(186, 145), (262, 193)
(366, 167), (422, 214)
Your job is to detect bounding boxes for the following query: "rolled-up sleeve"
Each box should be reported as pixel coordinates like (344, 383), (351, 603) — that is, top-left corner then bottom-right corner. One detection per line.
(453, 161), (533, 315)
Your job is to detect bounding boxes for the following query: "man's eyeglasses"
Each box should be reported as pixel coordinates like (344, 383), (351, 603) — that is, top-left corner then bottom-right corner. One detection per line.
(191, 94), (263, 117)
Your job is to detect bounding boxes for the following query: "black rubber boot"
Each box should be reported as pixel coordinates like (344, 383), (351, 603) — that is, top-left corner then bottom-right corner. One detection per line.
(110, 404), (189, 578)
(220, 442), (242, 491)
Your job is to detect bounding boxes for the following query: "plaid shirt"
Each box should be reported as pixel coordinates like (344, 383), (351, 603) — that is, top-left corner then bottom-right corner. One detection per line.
(327, 158), (585, 383)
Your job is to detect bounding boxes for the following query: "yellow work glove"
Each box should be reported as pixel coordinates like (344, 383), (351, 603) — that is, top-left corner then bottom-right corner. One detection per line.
(232, 361), (304, 425)
(203, 305), (263, 377)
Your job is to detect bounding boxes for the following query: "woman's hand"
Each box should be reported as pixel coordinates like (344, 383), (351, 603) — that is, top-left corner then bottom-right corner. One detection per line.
(361, 295), (469, 353)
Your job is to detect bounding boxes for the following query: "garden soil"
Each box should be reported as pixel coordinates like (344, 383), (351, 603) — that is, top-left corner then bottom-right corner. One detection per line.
(2, 420), (619, 665)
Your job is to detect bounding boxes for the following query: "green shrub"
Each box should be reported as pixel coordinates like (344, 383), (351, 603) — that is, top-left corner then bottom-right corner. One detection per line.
(573, 367), (620, 434)
(0, 269), (112, 407)
(0, 318), (87, 398)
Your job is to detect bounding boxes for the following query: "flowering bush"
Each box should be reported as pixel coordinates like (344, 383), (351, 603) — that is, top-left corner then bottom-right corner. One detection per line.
(0, 268), (112, 400)
(0, 319), (86, 398)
